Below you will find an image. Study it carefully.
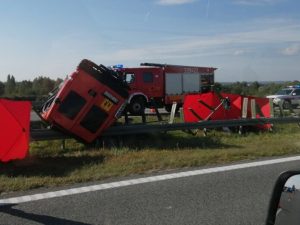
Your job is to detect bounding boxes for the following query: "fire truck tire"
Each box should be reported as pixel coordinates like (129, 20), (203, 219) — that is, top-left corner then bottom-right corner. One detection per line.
(128, 97), (145, 115)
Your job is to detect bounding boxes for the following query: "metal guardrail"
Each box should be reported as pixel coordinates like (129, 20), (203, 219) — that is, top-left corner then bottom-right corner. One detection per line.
(30, 117), (300, 141)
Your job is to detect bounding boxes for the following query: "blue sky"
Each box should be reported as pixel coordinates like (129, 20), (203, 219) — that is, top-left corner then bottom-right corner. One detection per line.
(0, 0), (299, 82)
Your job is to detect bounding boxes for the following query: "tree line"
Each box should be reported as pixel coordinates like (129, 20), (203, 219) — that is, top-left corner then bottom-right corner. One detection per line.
(214, 81), (299, 97)
(0, 74), (299, 99)
(0, 75), (63, 99)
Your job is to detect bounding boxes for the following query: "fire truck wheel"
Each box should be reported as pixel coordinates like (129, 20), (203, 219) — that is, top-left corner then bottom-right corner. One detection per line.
(128, 97), (145, 115)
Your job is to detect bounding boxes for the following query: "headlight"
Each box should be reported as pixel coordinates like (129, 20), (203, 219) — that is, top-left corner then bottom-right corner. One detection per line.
(273, 98), (282, 105)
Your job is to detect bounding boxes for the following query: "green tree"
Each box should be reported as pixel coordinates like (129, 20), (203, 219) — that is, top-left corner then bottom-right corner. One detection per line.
(32, 76), (56, 96)
(54, 78), (64, 87)
(0, 81), (5, 96)
(16, 80), (34, 96)
(227, 82), (248, 95)
(219, 81), (278, 97)
(5, 74), (16, 96)
(246, 81), (260, 96)
(212, 82), (223, 92)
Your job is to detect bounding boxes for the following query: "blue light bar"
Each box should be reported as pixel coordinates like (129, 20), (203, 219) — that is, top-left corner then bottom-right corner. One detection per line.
(113, 64), (123, 69)
(287, 85), (300, 88)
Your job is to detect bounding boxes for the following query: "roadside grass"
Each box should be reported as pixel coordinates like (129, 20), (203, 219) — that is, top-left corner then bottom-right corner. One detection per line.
(1, 123), (300, 194)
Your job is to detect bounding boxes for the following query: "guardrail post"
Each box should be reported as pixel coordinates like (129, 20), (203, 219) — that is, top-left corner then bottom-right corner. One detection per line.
(179, 107), (184, 122)
(150, 98), (162, 122)
(61, 139), (66, 150)
(142, 111), (146, 124)
(269, 98), (274, 118)
(278, 101), (284, 117)
(124, 110), (130, 124)
(169, 102), (177, 124)
(154, 108), (162, 122)
(238, 126), (243, 135)
(203, 128), (207, 136)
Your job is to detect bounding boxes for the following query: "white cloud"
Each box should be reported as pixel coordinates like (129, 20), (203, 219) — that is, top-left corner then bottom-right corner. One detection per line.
(95, 21), (300, 62)
(281, 44), (300, 56)
(156, 0), (196, 6)
(232, 0), (283, 5)
(233, 50), (246, 56)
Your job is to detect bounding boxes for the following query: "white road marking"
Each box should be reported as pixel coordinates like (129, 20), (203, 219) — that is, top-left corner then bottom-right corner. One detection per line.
(1, 155), (300, 205)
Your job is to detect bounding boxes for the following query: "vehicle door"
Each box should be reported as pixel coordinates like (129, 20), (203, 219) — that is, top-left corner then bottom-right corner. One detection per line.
(136, 67), (164, 98)
(291, 89), (300, 105)
(123, 70), (137, 92)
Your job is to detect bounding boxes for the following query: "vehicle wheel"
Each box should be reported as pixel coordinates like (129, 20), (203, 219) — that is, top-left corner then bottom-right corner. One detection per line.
(128, 97), (145, 115)
(282, 100), (291, 109)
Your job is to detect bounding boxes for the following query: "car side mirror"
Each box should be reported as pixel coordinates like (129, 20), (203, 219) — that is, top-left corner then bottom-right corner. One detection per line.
(266, 171), (300, 225)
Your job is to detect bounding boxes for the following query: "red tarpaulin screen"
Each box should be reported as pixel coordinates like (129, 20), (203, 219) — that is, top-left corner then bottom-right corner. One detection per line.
(0, 99), (31, 162)
(183, 92), (271, 130)
(183, 92), (243, 122)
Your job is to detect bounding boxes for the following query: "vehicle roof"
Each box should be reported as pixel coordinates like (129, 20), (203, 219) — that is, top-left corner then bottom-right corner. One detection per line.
(285, 85), (300, 89)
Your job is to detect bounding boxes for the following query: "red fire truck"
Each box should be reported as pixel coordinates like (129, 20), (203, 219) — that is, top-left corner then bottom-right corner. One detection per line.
(114, 63), (216, 115)
(40, 59), (129, 143)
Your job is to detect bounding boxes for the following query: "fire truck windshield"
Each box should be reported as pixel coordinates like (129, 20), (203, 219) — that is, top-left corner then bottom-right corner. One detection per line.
(125, 73), (135, 84)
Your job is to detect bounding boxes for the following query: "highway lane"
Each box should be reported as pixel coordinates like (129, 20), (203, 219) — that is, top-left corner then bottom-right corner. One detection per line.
(1, 157), (300, 225)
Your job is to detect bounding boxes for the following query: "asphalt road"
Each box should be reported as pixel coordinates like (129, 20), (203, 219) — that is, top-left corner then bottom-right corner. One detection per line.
(1, 157), (300, 225)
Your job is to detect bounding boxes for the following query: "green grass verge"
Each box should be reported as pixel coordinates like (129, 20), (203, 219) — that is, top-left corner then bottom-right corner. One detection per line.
(1, 124), (300, 194)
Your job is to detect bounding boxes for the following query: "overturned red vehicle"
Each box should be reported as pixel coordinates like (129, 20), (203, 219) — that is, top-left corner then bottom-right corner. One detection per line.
(40, 59), (129, 143)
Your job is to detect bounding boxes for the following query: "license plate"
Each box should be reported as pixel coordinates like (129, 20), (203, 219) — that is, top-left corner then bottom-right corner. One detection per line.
(100, 98), (114, 112)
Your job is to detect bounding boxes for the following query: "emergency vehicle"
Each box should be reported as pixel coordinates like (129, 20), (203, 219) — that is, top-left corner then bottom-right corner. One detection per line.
(266, 85), (300, 109)
(114, 63), (216, 115)
(40, 59), (129, 143)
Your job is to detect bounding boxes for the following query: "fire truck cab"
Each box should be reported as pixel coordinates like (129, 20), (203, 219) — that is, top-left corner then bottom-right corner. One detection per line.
(114, 63), (216, 115)
(40, 59), (129, 143)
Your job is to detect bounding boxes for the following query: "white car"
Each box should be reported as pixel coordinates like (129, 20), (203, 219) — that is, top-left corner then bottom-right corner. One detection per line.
(266, 86), (300, 109)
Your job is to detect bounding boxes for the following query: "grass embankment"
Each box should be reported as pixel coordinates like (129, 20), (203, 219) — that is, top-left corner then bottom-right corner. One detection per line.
(1, 124), (300, 194)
